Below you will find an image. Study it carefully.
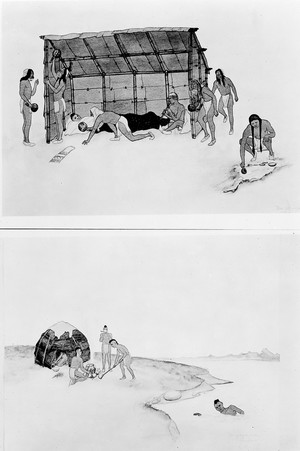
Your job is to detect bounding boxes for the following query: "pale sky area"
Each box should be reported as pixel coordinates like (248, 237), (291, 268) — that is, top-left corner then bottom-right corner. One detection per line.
(2, 232), (299, 358)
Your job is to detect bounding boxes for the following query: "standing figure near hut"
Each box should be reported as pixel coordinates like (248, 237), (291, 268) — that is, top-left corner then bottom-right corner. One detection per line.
(197, 80), (218, 147)
(212, 69), (238, 135)
(188, 79), (210, 142)
(160, 92), (185, 134)
(239, 114), (275, 173)
(69, 347), (89, 385)
(81, 111), (155, 145)
(19, 69), (39, 146)
(46, 59), (68, 144)
(99, 325), (113, 373)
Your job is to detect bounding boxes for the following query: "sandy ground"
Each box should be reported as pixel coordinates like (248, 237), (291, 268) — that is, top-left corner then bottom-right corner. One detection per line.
(4, 350), (290, 451)
(4, 350), (233, 451)
(3, 110), (299, 216)
(163, 358), (280, 451)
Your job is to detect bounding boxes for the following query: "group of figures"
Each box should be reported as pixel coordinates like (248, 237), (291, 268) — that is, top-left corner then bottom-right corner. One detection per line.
(52, 324), (135, 385)
(74, 71), (235, 147)
(19, 53), (276, 173)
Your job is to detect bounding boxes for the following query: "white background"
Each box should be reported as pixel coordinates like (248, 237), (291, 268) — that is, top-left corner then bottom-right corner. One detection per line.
(1, 0), (300, 223)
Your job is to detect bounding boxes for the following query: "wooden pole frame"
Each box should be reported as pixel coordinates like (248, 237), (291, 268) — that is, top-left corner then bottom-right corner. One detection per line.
(44, 40), (51, 143)
(188, 31), (196, 139)
(41, 29), (210, 140)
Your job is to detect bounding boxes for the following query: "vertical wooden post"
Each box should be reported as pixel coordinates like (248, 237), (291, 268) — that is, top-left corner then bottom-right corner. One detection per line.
(188, 31), (196, 139)
(42, 336), (51, 366)
(44, 40), (51, 143)
(164, 71), (170, 102)
(102, 75), (106, 111)
(69, 74), (76, 114)
(133, 72), (137, 114)
(198, 50), (202, 83)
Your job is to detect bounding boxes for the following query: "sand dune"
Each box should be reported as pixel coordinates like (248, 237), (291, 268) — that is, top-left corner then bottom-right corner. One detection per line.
(4, 348), (230, 451)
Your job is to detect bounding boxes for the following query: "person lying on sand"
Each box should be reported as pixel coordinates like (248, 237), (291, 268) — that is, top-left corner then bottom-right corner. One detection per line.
(109, 339), (136, 380)
(80, 112), (155, 145)
(69, 347), (89, 385)
(214, 399), (244, 416)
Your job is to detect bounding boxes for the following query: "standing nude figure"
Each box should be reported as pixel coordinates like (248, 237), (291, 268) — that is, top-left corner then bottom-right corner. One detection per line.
(197, 81), (218, 146)
(19, 69), (39, 146)
(46, 57), (68, 144)
(212, 69), (238, 135)
(99, 325), (113, 372)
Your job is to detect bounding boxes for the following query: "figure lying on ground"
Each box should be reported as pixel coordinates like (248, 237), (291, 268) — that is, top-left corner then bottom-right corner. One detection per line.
(214, 399), (245, 415)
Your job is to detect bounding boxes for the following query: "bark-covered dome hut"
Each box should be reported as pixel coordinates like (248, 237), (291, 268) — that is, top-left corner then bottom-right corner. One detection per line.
(34, 321), (90, 369)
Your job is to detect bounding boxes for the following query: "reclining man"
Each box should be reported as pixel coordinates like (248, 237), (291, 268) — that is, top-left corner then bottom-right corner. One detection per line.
(214, 399), (245, 416)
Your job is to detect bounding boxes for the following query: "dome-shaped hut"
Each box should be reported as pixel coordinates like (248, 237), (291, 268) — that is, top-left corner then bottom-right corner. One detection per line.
(34, 321), (90, 369)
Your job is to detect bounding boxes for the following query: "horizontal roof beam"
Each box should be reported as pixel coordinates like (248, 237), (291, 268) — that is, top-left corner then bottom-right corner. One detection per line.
(71, 69), (189, 78)
(60, 49), (189, 63)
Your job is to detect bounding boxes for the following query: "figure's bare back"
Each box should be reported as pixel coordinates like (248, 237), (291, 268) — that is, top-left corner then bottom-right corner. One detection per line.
(100, 111), (121, 125)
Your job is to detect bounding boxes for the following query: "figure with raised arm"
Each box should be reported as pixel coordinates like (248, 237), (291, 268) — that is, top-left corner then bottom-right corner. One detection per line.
(46, 58), (68, 143)
(19, 69), (39, 146)
(160, 92), (185, 134)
